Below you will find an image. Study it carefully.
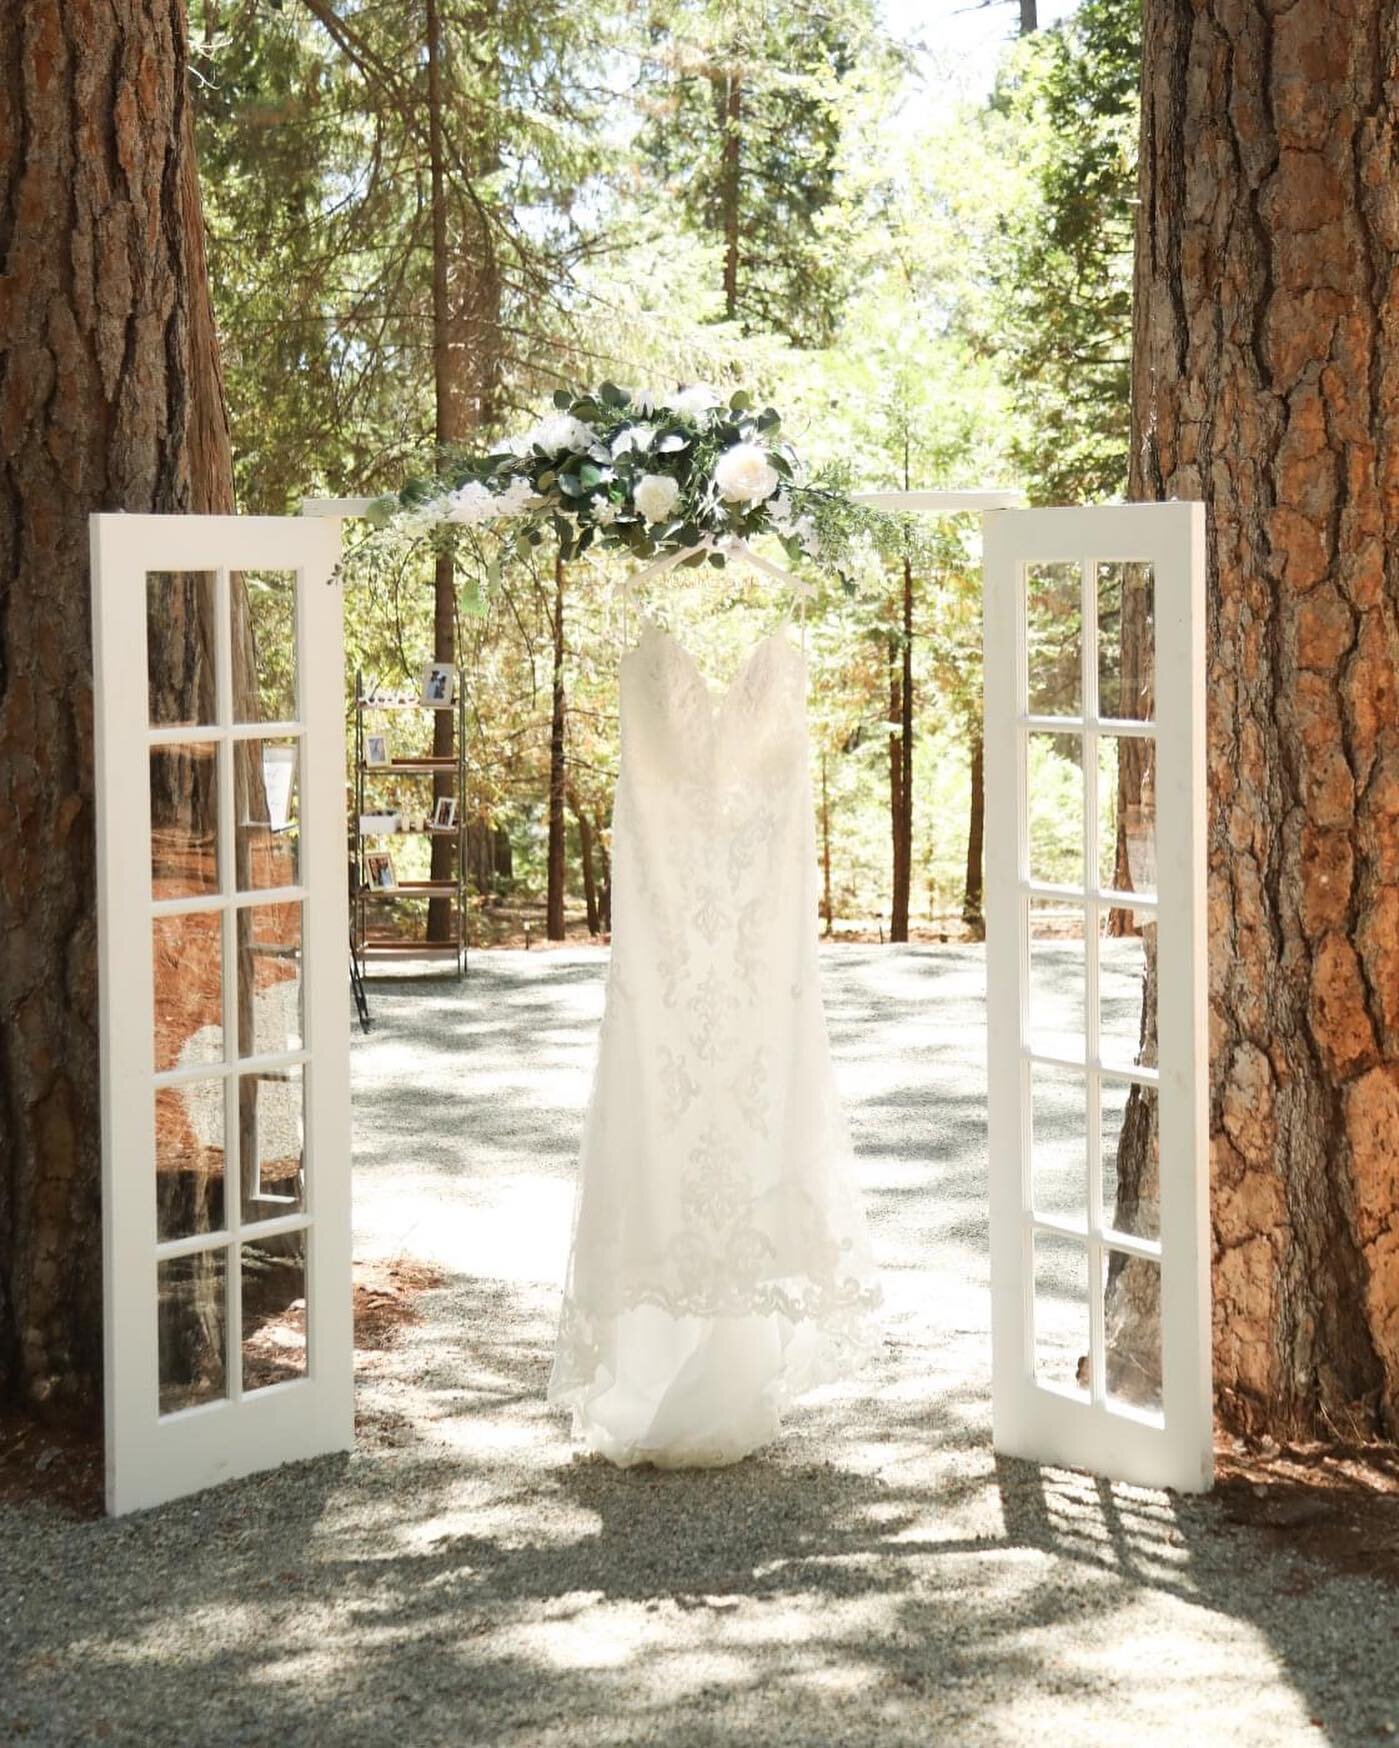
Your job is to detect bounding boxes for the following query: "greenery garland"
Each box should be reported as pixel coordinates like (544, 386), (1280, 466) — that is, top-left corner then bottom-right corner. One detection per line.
(370, 382), (933, 582)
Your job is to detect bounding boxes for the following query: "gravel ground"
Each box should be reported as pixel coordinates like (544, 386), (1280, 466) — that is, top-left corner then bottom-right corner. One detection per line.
(4, 944), (1398, 1747)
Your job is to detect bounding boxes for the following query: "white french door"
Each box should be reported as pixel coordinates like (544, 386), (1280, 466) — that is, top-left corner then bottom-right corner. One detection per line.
(983, 502), (1212, 1493)
(92, 514), (353, 1515)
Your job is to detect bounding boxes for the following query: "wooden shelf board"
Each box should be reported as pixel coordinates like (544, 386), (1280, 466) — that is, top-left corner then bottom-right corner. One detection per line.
(360, 880), (459, 897)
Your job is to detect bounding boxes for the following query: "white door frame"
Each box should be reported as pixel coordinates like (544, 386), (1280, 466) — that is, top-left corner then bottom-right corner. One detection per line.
(983, 501), (1211, 1493)
(93, 513), (353, 1516)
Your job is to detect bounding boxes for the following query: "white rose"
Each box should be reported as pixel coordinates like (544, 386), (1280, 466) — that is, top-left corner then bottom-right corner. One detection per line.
(494, 477), (535, 518)
(591, 496), (619, 526)
(445, 481), (497, 526)
(714, 442), (780, 505)
(611, 424), (655, 458)
(633, 473), (682, 523)
(669, 384), (721, 420)
(626, 387), (663, 417)
(529, 412), (597, 456)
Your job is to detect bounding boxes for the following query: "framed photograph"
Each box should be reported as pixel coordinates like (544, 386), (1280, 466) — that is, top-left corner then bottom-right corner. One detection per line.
(364, 732), (390, 768)
(432, 797), (458, 831)
(364, 850), (397, 891)
(421, 662), (455, 706)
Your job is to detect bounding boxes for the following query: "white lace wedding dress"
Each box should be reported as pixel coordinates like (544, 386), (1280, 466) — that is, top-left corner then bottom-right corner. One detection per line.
(547, 617), (883, 1467)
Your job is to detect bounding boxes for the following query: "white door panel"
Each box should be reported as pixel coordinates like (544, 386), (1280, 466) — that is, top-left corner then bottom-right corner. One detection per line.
(92, 514), (352, 1515)
(983, 502), (1211, 1493)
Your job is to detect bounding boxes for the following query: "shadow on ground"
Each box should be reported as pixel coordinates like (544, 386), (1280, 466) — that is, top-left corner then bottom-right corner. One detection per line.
(2, 948), (1395, 1746)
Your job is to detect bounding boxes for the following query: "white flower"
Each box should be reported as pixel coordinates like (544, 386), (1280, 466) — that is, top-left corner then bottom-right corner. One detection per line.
(591, 496), (619, 526)
(611, 423), (656, 457)
(529, 412), (597, 456)
(494, 477), (535, 518)
(714, 442), (780, 505)
(769, 489), (794, 533)
(625, 387), (662, 417)
(669, 383), (722, 420)
(633, 473), (682, 523)
(445, 480), (497, 526)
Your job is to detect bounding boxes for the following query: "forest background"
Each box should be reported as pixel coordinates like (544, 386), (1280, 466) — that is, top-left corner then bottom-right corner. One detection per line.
(194, 0), (1138, 944)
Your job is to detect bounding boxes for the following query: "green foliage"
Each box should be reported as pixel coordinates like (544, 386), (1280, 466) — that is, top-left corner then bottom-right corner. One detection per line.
(636, 0), (902, 348)
(982, 0), (1141, 504)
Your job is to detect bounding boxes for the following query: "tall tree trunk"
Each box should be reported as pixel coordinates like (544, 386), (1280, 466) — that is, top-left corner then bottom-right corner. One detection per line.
(716, 61), (743, 323)
(1125, 0), (1399, 1438)
(426, 0), (461, 942)
(1019, 0), (1038, 35)
(887, 635), (909, 942)
(546, 556), (567, 942)
(897, 556), (916, 939)
(821, 752), (834, 937)
(0, 0), (235, 1412)
(963, 730), (986, 940)
(568, 787), (599, 937)
(593, 808), (611, 934)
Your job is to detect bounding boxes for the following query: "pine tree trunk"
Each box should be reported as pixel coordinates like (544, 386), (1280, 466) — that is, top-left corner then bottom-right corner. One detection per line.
(821, 752), (834, 937)
(0, 0), (235, 1412)
(569, 788), (599, 937)
(426, 0), (460, 943)
(1126, 0), (1399, 1437)
(963, 731), (986, 940)
(717, 62), (743, 322)
(545, 556), (567, 942)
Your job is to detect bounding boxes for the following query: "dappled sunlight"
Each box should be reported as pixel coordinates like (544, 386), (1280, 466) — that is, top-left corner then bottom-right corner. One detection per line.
(5, 948), (1378, 1745)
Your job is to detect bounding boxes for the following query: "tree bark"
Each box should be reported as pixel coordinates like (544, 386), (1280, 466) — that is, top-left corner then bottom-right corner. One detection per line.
(963, 730), (986, 940)
(426, 0), (460, 943)
(887, 635), (909, 942)
(821, 752), (834, 937)
(545, 555), (567, 941)
(1019, 0), (1038, 35)
(1126, 0), (1399, 1437)
(568, 786), (599, 937)
(716, 60), (743, 323)
(0, 0), (235, 1411)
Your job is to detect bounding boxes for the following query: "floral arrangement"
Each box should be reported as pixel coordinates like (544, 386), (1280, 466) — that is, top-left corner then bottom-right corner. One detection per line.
(371, 381), (912, 579)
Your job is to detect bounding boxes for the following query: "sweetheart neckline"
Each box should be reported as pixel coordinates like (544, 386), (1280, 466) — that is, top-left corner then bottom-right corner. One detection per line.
(624, 620), (804, 711)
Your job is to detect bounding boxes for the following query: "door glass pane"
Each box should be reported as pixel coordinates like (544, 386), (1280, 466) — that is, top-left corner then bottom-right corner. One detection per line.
(147, 572), (218, 727)
(158, 1249), (227, 1415)
(156, 1081), (226, 1242)
(1030, 1063), (1087, 1223)
(1025, 562), (1082, 716)
(1028, 732), (1084, 885)
(1105, 1249), (1163, 1416)
(234, 737), (299, 891)
(1029, 899), (1084, 1058)
(237, 902), (303, 1058)
(1033, 1230), (1089, 1396)
(242, 1230), (307, 1392)
(231, 570), (297, 724)
(1096, 562), (1155, 723)
(150, 742), (220, 897)
(154, 912), (222, 1071)
(1102, 1080), (1159, 1240)
(238, 1065), (305, 1223)
(1099, 913), (1157, 1070)
(1097, 735), (1157, 898)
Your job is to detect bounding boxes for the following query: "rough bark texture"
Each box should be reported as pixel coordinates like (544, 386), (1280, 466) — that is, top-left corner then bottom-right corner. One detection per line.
(887, 634), (909, 942)
(1131, 0), (1399, 1436)
(963, 732), (986, 939)
(545, 556), (567, 942)
(0, 0), (234, 1411)
(426, 0), (459, 943)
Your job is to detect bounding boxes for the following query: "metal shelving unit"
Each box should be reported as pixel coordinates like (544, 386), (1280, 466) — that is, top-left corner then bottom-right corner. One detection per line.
(352, 668), (468, 979)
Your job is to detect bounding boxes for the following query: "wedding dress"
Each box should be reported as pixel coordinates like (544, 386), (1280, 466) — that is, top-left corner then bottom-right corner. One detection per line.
(547, 615), (883, 1467)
